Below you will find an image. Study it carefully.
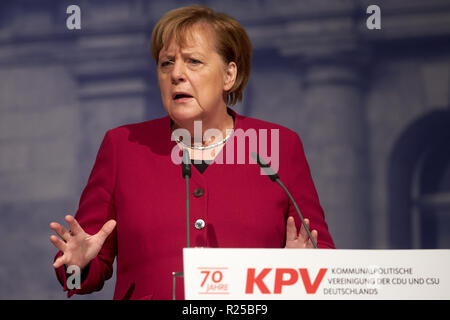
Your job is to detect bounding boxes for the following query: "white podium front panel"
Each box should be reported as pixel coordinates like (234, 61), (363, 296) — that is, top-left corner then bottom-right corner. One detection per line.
(183, 248), (450, 300)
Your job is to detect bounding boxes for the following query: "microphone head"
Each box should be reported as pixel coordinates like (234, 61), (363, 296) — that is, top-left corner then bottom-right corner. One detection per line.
(251, 152), (279, 182)
(182, 149), (191, 178)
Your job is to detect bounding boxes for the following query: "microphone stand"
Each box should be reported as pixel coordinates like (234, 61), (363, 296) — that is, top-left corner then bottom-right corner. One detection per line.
(251, 152), (318, 249)
(182, 149), (191, 249)
(173, 149), (192, 300)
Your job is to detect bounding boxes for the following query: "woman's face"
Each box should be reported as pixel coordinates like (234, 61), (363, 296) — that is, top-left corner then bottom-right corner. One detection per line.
(157, 25), (236, 126)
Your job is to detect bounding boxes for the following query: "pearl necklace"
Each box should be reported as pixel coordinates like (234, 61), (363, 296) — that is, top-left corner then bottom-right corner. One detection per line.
(175, 129), (233, 150)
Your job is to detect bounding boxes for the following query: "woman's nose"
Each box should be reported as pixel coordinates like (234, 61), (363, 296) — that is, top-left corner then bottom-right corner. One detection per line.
(171, 60), (186, 84)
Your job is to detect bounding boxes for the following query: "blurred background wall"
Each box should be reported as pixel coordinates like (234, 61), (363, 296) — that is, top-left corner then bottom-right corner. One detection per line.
(0, 0), (449, 299)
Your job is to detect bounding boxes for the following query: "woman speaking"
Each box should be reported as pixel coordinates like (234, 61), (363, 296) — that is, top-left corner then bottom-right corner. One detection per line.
(49, 5), (335, 300)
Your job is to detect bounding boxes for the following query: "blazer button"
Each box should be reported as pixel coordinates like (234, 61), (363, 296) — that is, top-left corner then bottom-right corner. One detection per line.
(194, 219), (205, 230)
(193, 188), (204, 197)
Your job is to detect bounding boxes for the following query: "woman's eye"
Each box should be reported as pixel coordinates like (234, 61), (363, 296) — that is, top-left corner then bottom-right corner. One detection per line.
(160, 61), (172, 68)
(189, 59), (201, 65)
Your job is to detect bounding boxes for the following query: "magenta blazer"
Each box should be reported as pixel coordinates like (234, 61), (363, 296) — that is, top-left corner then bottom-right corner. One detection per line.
(54, 108), (335, 299)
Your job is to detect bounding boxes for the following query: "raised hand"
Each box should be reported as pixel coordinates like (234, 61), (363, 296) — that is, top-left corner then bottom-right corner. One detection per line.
(49, 215), (116, 270)
(284, 216), (318, 248)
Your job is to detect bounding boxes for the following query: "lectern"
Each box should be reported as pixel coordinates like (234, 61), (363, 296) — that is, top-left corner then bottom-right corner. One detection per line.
(182, 248), (450, 299)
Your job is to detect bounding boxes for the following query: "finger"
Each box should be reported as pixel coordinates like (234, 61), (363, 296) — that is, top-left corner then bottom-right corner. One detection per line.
(285, 216), (297, 242)
(53, 255), (66, 269)
(94, 219), (117, 243)
(49, 222), (71, 242)
(50, 235), (67, 252)
(298, 218), (310, 241)
(65, 215), (83, 236)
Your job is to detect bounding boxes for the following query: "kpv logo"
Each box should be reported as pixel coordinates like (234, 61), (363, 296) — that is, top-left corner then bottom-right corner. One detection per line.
(198, 267), (229, 295)
(245, 268), (328, 294)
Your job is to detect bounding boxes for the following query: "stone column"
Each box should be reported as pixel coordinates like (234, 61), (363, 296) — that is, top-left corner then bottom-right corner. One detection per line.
(299, 50), (370, 249)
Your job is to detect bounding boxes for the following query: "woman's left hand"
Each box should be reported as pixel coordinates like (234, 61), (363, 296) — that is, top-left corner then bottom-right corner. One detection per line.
(284, 216), (318, 248)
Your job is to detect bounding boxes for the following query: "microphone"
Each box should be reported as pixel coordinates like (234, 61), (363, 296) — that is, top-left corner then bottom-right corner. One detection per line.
(251, 152), (318, 249)
(182, 149), (191, 248)
(172, 148), (191, 300)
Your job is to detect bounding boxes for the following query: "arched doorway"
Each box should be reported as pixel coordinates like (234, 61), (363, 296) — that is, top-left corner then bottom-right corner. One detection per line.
(388, 110), (450, 248)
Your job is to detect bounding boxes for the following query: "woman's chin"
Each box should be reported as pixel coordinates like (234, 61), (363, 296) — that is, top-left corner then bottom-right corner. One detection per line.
(168, 104), (203, 123)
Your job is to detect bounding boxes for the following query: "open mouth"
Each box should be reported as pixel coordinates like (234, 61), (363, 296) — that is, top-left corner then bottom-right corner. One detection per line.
(173, 93), (193, 101)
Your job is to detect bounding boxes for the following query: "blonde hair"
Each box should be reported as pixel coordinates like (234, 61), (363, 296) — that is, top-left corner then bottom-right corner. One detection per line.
(150, 5), (252, 105)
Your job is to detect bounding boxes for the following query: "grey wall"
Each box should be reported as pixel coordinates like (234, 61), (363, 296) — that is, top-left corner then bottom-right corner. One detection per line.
(0, 0), (449, 299)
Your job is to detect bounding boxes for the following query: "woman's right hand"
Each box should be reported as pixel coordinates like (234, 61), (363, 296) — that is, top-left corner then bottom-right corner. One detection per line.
(49, 215), (116, 271)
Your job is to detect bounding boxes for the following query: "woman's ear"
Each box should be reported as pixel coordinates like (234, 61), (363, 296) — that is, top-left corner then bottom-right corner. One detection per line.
(223, 61), (237, 91)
